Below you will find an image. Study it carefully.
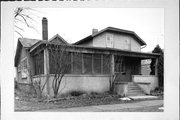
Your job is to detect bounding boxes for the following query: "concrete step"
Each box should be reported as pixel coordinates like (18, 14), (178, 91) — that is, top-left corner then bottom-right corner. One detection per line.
(128, 90), (144, 93)
(128, 92), (144, 94)
(128, 93), (145, 96)
(127, 82), (146, 96)
(128, 88), (142, 90)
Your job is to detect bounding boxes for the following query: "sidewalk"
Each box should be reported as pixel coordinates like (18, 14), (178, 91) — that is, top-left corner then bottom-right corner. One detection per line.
(38, 99), (163, 112)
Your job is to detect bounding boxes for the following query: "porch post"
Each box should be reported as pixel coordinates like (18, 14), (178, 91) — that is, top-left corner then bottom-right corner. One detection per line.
(111, 54), (115, 74)
(155, 58), (158, 76)
(110, 54), (115, 91)
(44, 45), (50, 96)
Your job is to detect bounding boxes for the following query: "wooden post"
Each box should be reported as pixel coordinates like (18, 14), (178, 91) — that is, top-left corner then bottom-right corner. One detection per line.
(110, 54), (115, 91)
(111, 54), (115, 75)
(44, 46), (50, 96)
(155, 58), (158, 76)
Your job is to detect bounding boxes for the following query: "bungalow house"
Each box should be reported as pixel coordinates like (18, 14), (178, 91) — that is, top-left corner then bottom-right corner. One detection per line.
(14, 17), (159, 97)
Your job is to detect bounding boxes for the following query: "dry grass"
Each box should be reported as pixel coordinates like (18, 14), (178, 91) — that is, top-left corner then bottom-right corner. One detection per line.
(15, 89), (163, 111)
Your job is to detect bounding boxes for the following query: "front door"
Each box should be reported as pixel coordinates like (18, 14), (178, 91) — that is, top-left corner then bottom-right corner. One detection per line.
(114, 56), (131, 82)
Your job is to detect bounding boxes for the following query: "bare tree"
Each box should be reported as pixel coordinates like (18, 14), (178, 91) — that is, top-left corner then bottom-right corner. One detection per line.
(48, 44), (71, 98)
(14, 7), (39, 37)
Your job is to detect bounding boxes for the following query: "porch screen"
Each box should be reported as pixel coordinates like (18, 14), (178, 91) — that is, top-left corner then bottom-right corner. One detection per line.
(83, 53), (92, 74)
(93, 54), (101, 74)
(34, 51), (44, 75)
(73, 53), (82, 74)
(49, 51), (71, 74)
(103, 54), (110, 74)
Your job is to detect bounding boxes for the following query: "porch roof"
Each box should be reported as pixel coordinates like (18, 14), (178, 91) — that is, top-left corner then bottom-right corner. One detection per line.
(30, 41), (159, 59)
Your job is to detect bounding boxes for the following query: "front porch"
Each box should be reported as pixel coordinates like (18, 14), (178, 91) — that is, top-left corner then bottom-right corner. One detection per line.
(111, 53), (159, 96)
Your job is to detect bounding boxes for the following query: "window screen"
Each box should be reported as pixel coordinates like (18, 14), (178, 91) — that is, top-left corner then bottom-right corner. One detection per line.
(73, 53), (82, 74)
(62, 52), (71, 74)
(49, 51), (71, 74)
(83, 53), (92, 74)
(93, 54), (101, 74)
(34, 51), (44, 75)
(103, 54), (110, 74)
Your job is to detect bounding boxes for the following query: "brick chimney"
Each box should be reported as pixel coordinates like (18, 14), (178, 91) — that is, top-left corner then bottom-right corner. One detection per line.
(92, 28), (98, 35)
(42, 17), (48, 40)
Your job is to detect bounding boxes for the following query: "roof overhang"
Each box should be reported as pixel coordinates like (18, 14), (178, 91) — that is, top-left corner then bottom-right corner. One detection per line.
(30, 42), (159, 59)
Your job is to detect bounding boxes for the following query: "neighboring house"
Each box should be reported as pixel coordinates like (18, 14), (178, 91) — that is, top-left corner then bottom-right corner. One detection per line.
(141, 59), (152, 75)
(14, 17), (159, 97)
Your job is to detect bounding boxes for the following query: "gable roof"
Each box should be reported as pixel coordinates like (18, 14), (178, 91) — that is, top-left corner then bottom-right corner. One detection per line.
(19, 38), (41, 48)
(49, 34), (69, 44)
(14, 35), (69, 67)
(14, 38), (41, 67)
(73, 27), (146, 46)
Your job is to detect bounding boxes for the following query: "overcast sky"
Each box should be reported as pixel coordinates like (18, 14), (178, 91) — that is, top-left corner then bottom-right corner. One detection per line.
(14, 8), (164, 52)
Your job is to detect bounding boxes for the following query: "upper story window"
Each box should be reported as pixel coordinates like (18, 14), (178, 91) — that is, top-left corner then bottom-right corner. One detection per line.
(106, 33), (114, 48)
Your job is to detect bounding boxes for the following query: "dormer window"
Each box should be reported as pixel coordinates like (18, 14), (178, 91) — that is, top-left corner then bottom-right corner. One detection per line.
(106, 33), (114, 48)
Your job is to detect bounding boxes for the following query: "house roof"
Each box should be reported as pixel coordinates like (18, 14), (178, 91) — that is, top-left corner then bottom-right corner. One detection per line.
(49, 34), (69, 44)
(30, 41), (159, 59)
(15, 34), (69, 66)
(18, 38), (41, 48)
(14, 38), (42, 67)
(73, 27), (146, 46)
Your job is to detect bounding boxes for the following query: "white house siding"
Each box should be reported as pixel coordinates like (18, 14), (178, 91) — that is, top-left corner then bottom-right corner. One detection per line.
(93, 33), (106, 47)
(130, 38), (141, 52)
(92, 32), (141, 52)
(79, 40), (93, 46)
(33, 74), (110, 96)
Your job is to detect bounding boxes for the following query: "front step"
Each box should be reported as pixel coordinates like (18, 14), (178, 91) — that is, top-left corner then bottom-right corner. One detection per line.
(127, 82), (146, 96)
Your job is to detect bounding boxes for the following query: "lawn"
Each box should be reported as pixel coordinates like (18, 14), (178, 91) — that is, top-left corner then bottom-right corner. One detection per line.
(15, 89), (163, 112)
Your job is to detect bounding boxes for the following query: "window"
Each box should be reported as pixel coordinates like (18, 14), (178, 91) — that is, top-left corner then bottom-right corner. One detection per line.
(63, 52), (71, 74)
(48, 51), (112, 75)
(115, 56), (121, 72)
(106, 33), (114, 48)
(73, 53), (82, 74)
(17, 58), (28, 78)
(34, 51), (44, 75)
(17, 64), (21, 72)
(49, 51), (71, 74)
(21, 58), (28, 78)
(83, 54), (92, 74)
(103, 54), (110, 74)
(93, 54), (101, 74)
